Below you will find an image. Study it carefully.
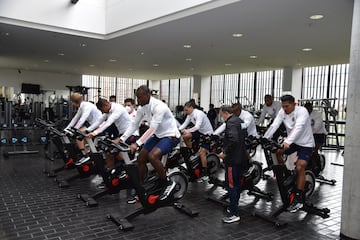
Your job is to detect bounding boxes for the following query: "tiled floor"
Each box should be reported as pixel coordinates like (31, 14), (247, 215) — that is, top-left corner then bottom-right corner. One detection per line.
(0, 145), (345, 240)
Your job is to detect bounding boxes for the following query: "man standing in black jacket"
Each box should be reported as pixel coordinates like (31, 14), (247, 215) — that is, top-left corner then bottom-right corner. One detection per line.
(218, 105), (249, 224)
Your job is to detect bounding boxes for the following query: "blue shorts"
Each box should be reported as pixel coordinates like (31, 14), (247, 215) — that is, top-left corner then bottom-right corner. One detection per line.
(143, 135), (180, 155)
(285, 143), (313, 163)
(190, 131), (210, 150)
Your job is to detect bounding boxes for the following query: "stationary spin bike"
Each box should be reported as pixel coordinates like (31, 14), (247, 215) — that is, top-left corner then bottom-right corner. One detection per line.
(205, 135), (273, 207)
(254, 138), (330, 227)
(107, 141), (198, 231)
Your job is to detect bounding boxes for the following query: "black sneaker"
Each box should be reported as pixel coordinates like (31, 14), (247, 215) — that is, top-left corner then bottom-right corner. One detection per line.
(287, 195), (303, 213)
(96, 181), (106, 189)
(75, 156), (90, 166)
(159, 179), (176, 201)
(127, 196), (138, 204)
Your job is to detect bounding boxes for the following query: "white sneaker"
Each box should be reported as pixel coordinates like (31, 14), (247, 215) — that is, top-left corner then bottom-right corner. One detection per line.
(159, 180), (176, 201)
(75, 156), (90, 165)
(222, 215), (240, 223)
(197, 175), (209, 183)
(244, 164), (256, 177)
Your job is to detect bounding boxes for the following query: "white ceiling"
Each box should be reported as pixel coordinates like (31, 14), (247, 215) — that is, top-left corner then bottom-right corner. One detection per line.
(0, 0), (354, 80)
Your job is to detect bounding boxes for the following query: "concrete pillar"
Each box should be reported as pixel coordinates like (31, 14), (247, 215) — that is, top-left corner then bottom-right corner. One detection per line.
(193, 75), (211, 112)
(341, 0), (360, 239)
(282, 66), (302, 101)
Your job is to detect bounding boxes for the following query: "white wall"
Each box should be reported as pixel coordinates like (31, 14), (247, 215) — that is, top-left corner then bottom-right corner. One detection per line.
(0, 0), (239, 38)
(0, 68), (81, 105)
(106, 0), (212, 33)
(0, 0), (105, 37)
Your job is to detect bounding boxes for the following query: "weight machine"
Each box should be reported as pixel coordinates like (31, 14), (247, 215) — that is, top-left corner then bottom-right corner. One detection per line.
(298, 98), (341, 152)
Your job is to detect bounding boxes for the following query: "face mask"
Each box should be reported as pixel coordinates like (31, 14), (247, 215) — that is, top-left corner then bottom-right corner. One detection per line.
(125, 106), (132, 113)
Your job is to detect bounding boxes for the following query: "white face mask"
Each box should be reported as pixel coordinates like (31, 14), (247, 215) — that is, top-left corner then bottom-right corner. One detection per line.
(125, 106), (132, 113)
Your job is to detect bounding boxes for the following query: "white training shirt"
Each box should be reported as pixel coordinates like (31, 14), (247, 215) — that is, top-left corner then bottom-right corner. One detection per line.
(179, 108), (213, 135)
(120, 97), (181, 146)
(65, 101), (102, 130)
(213, 110), (257, 137)
(258, 101), (282, 125)
(128, 109), (140, 136)
(87, 102), (131, 136)
(239, 110), (258, 137)
(309, 110), (327, 134)
(264, 106), (315, 147)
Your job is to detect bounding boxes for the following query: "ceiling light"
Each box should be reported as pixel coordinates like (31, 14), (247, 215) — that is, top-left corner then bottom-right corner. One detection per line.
(190, 67), (195, 71)
(153, 64), (159, 67)
(109, 59), (117, 62)
(140, 52), (145, 55)
(43, 60), (50, 63)
(5, 32), (10, 36)
(302, 48), (312, 52)
(80, 43), (86, 47)
(58, 53), (65, 56)
(249, 55), (257, 59)
(185, 58), (192, 61)
(89, 64), (95, 67)
(309, 14), (324, 20)
(183, 44), (192, 48)
(232, 33), (243, 38)
(225, 63), (232, 66)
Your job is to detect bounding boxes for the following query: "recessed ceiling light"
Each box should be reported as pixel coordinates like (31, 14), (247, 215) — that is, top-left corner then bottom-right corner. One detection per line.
(140, 52), (145, 55)
(249, 55), (257, 59)
(128, 68), (133, 71)
(309, 14), (324, 20)
(58, 53), (65, 56)
(302, 48), (313, 52)
(89, 64), (95, 67)
(225, 63), (232, 66)
(190, 67), (195, 71)
(183, 44), (192, 48)
(43, 60), (49, 63)
(5, 32), (10, 36)
(109, 59), (117, 62)
(185, 58), (192, 61)
(232, 33), (243, 38)
(80, 43), (86, 47)
(153, 64), (159, 67)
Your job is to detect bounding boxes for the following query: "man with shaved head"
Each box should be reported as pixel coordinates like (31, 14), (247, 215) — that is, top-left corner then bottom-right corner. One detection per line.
(65, 92), (102, 164)
(120, 85), (181, 201)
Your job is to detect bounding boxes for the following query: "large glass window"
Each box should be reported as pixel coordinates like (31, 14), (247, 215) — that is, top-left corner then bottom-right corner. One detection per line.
(301, 64), (349, 149)
(82, 75), (147, 104)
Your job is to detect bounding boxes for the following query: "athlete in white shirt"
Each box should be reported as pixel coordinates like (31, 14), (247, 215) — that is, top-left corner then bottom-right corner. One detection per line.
(213, 103), (258, 138)
(65, 93), (102, 163)
(179, 101), (214, 182)
(257, 95), (282, 126)
(85, 99), (132, 170)
(264, 95), (315, 213)
(304, 102), (327, 152)
(120, 85), (180, 201)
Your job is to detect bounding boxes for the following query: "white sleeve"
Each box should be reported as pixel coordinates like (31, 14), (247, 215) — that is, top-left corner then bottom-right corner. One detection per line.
(263, 110), (283, 139)
(179, 115), (191, 131)
(74, 105), (92, 129)
(213, 122), (226, 135)
(188, 111), (203, 132)
(87, 114), (106, 133)
(120, 110), (144, 142)
(65, 108), (82, 130)
(258, 108), (266, 125)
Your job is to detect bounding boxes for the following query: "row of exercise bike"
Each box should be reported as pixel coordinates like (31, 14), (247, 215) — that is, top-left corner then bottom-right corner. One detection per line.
(36, 118), (336, 230)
